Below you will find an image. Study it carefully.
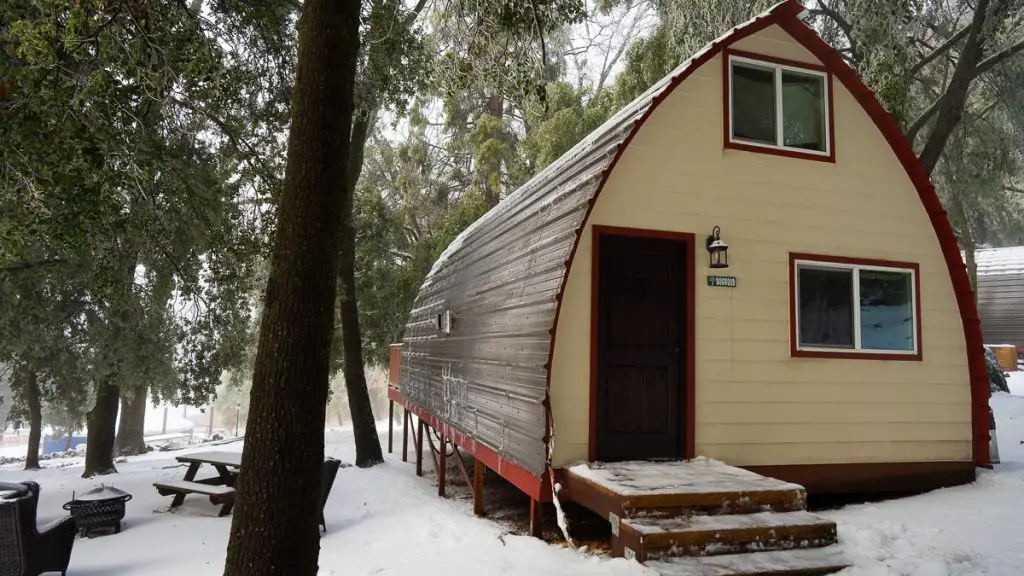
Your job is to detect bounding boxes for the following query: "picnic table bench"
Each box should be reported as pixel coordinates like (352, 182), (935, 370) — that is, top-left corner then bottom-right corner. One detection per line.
(153, 480), (236, 516)
(153, 451), (241, 516)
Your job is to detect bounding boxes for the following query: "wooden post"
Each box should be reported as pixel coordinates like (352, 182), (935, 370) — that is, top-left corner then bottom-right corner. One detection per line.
(438, 433), (447, 497)
(415, 416), (424, 477)
(402, 409), (409, 462)
(529, 499), (543, 539)
(473, 458), (485, 517)
(387, 400), (394, 453)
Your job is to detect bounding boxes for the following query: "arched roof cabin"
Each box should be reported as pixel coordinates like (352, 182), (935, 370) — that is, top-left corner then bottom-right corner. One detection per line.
(390, 0), (989, 504)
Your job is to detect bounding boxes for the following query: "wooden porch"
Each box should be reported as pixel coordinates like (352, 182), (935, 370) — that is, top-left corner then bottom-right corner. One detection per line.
(559, 459), (848, 576)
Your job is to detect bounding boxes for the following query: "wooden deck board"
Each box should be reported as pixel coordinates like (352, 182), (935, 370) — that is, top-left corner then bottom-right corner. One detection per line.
(647, 546), (849, 576)
(567, 458), (803, 496)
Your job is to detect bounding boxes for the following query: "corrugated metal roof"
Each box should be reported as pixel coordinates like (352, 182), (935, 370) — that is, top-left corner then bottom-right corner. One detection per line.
(969, 247), (1024, 346)
(974, 246), (1024, 276)
(399, 2), (799, 476)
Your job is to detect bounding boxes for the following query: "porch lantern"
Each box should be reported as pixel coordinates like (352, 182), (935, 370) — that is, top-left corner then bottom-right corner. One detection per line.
(706, 226), (729, 269)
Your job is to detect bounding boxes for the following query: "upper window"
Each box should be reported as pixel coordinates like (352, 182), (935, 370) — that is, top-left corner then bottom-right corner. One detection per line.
(727, 53), (831, 158)
(792, 255), (920, 359)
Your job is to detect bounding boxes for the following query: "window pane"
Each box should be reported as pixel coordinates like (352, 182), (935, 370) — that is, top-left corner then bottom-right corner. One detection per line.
(731, 63), (776, 145)
(798, 266), (854, 348)
(859, 270), (915, 351)
(782, 70), (826, 151)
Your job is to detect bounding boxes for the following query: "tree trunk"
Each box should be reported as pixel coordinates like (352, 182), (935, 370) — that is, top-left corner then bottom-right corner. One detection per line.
(24, 368), (41, 470)
(223, 2), (360, 575)
(340, 102), (384, 469)
(482, 94), (504, 209)
(340, 188), (384, 468)
(115, 385), (149, 456)
(348, 108), (374, 190)
(82, 382), (120, 477)
(949, 189), (979, 298)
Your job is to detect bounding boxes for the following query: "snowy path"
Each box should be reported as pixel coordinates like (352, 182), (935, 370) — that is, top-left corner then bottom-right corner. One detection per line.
(1, 372), (1022, 575)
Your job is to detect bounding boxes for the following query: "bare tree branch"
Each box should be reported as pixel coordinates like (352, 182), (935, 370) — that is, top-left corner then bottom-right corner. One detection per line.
(910, 24), (971, 77)
(974, 36), (1024, 77)
(906, 95), (944, 145)
(917, 0), (992, 176)
(2, 258), (67, 273)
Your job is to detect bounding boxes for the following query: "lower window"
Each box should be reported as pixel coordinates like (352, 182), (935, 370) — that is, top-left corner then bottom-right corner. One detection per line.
(793, 255), (919, 357)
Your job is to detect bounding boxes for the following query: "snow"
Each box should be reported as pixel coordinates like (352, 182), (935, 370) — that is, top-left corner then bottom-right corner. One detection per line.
(0, 425), (648, 576)
(649, 547), (849, 576)
(2, 373), (1023, 574)
(819, 370), (1024, 576)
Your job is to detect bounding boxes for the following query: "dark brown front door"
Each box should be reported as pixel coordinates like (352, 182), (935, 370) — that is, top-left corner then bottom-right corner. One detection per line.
(595, 233), (685, 462)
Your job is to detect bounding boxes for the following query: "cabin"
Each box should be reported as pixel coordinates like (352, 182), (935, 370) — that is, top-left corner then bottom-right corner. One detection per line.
(974, 246), (1024, 369)
(387, 1), (989, 572)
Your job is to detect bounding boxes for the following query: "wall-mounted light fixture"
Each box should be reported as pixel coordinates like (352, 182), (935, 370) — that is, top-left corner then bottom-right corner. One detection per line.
(705, 226), (729, 269)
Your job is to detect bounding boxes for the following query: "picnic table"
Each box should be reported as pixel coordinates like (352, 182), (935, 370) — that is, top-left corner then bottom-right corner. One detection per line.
(152, 451), (343, 530)
(153, 451), (242, 516)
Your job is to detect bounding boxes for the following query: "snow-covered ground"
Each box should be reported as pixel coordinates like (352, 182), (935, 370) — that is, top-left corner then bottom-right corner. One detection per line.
(1, 373), (1022, 575)
(821, 372), (1024, 576)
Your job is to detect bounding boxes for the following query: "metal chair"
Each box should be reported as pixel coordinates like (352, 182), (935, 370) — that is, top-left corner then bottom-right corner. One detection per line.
(319, 457), (342, 533)
(0, 491), (25, 576)
(0, 481), (77, 576)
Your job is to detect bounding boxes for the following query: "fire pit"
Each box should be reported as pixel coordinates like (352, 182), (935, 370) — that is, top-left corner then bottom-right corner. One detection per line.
(62, 484), (132, 537)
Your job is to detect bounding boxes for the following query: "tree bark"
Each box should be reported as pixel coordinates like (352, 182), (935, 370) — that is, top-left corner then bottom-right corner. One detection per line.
(340, 183), (384, 468)
(948, 189), (979, 298)
(340, 103), (384, 469)
(82, 382), (120, 477)
(115, 385), (149, 456)
(24, 368), (42, 470)
(223, 2), (360, 574)
(482, 94), (504, 209)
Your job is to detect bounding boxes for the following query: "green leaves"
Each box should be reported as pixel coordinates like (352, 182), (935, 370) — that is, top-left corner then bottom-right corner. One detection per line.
(1, 0), (294, 417)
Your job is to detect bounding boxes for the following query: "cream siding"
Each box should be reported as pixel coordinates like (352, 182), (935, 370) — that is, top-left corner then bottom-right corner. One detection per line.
(548, 24), (972, 468)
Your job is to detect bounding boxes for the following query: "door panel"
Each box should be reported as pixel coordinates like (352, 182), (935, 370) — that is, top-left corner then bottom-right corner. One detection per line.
(596, 234), (686, 461)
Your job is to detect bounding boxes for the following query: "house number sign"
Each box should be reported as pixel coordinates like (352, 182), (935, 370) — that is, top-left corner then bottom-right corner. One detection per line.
(707, 275), (737, 288)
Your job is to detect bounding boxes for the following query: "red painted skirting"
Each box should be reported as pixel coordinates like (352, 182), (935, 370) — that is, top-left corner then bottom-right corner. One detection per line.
(388, 387), (551, 502)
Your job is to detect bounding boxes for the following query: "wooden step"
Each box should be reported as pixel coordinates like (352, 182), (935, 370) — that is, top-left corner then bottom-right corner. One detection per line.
(563, 460), (807, 520)
(646, 546), (849, 576)
(614, 511), (837, 562)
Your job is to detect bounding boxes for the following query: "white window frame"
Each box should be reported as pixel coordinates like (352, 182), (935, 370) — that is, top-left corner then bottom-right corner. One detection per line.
(794, 259), (918, 356)
(727, 55), (831, 157)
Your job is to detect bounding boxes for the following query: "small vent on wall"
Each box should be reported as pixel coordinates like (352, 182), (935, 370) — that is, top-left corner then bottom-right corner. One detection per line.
(437, 309), (455, 334)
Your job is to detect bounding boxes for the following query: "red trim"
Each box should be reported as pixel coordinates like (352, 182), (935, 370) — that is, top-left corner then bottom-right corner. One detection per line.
(789, 253), (923, 361)
(589, 226), (696, 461)
(588, 231), (600, 461)
(722, 47), (836, 163)
(546, 0), (803, 470)
(775, 14), (989, 466)
(727, 48), (828, 72)
(388, 388), (551, 502)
